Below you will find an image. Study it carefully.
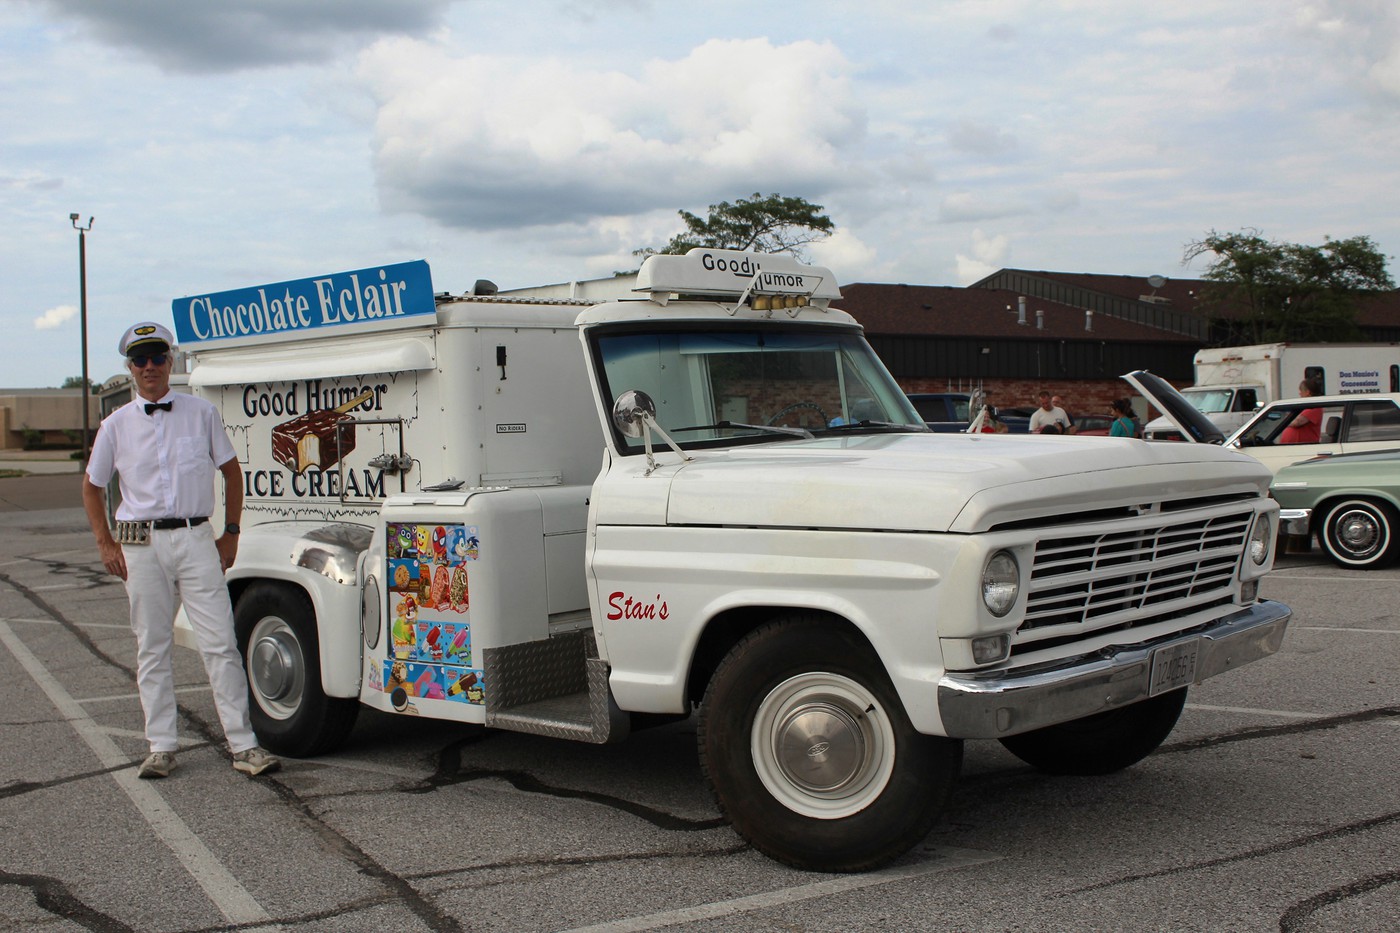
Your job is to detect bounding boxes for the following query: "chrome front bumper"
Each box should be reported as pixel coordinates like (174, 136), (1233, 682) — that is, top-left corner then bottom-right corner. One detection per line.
(1278, 508), (1312, 537)
(936, 599), (1292, 739)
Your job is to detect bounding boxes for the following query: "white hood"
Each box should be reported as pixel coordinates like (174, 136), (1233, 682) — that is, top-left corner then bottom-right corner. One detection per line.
(596, 432), (1273, 534)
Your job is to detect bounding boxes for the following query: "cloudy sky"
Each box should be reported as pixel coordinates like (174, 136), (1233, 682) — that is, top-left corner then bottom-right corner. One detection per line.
(4, 0), (1398, 387)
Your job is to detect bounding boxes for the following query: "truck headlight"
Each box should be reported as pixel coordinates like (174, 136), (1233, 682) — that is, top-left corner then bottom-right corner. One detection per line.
(1248, 513), (1272, 566)
(982, 550), (1019, 617)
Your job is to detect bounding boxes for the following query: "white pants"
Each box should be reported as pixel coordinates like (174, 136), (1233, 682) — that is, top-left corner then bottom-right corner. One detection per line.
(122, 522), (257, 754)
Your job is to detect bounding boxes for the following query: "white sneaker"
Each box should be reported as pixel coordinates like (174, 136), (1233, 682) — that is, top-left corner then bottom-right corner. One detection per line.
(137, 751), (176, 779)
(231, 746), (281, 776)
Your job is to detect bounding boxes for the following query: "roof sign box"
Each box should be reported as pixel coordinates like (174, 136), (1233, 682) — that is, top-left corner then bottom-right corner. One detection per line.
(635, 248), (841, 304)
(172, 260), (435, 348)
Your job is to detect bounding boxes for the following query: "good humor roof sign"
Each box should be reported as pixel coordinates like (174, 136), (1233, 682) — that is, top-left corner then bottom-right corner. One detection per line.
(172, 260), (436, 347)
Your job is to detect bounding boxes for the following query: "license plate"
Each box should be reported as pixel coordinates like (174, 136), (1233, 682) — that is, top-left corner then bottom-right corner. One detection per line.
(1149, 639), (1200, 695)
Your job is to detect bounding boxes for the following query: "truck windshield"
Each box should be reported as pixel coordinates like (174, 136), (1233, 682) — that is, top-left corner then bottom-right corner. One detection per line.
(1182, 388), (1235, 414)
(593, 326), (924, 451)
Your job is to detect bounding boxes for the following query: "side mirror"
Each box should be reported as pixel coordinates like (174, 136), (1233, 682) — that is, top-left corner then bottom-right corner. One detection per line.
(612, 390), (657, 439)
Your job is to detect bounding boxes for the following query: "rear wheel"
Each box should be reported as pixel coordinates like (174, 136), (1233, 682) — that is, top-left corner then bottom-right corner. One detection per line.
(1317, 498), (1399, 569)
(235, 582), (359, 756)
(999, 688), (1187, 775)
(698, 616), (962, 872)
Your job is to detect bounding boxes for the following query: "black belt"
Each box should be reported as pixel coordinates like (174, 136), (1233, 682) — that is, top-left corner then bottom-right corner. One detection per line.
(151, 517), (209, 530)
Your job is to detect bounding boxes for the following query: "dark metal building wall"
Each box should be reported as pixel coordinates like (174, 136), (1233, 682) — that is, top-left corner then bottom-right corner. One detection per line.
(867, 335), (1196, 382)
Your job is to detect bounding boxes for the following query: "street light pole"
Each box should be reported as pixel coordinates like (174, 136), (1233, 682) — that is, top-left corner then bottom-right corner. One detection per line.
(70, 213), (94, 464)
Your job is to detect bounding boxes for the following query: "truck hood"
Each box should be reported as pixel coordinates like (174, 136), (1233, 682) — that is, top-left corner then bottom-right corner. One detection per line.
(598, 432), (1273, 533)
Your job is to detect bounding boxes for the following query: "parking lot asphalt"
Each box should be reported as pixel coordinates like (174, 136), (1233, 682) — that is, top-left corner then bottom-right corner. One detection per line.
(0, 471), (85, 512)
(2, 498), (1397, 931)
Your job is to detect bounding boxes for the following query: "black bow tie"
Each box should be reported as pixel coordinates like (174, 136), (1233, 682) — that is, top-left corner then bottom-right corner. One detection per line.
(145, 402), (173, 415)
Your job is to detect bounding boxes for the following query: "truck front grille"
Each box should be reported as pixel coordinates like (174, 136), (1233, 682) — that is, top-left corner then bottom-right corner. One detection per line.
(1017, 509), (1252, 649)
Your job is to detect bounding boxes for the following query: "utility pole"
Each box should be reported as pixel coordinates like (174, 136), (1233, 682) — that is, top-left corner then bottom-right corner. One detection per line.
(71, 214), (94, 464)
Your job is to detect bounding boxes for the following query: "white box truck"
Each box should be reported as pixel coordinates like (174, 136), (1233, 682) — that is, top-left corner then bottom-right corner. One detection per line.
(1145, 341), (1400, 440)
(170, 251), (1290, 871)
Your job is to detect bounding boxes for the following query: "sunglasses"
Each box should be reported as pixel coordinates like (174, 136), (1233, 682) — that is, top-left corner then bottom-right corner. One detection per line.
(129, 353), (168, 368)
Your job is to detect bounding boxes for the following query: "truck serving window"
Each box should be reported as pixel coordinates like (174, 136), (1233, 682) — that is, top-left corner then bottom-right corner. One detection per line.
(594, 327), (922, 451)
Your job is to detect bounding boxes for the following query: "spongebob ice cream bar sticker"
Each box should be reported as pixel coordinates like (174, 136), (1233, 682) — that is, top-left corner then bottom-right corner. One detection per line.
(172, 260), (435, 347)
(383, 522), (483, 708)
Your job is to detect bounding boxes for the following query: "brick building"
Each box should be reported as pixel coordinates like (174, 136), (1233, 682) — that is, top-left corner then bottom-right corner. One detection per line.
(835, 269), (1400, 421)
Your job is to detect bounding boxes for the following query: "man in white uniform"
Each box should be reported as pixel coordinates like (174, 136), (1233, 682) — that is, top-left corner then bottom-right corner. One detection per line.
(83, 322), (280, 779)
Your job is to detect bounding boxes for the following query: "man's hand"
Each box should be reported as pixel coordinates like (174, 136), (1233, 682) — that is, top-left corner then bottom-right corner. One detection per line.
(82, 480), (127, 580)
(215, 533), (239, 573)
(98, 537), (127, 581)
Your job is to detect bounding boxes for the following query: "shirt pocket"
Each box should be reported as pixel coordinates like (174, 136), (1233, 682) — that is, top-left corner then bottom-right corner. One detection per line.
(176, 436), (214, 486)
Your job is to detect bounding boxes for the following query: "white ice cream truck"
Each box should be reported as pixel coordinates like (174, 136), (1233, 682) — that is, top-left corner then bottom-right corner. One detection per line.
(171, 252), (1291, 871)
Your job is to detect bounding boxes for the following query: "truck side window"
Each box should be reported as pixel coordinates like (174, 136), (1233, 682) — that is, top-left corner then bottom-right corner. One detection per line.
(1303, 365), (1326, 395)
(1235, 388), (1258, 412)
(911, 397), (947, 421)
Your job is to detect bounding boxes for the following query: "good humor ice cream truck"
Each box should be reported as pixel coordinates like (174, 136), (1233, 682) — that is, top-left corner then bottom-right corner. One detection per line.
(171, 251), (1291, 871)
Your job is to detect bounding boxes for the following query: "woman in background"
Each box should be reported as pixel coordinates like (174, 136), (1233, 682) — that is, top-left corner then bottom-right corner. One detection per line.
(1109, 398), (1139, 438)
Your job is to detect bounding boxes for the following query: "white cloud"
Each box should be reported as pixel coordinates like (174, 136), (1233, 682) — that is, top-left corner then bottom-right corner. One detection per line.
(947, 119), (1018, 157)
(940, 192), (1029, 224)
(1296, 0), (1400, 103)
(954, 229), (1010, 285)
(356, 36), (864, 232)
(810, 228), (881, 282)
(35, 305), (78, 330)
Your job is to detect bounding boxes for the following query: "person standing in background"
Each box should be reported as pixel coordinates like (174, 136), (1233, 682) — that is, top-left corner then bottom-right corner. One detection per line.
(1029, 392), (1071, 434)
(1109, 398), (1139, 437)
(1051, 394), (1077, 433)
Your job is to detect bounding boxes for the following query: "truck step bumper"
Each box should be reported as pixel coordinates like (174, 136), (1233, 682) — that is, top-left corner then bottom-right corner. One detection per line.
(483, 632), (629, 744)
(936, 599), (1292, 739)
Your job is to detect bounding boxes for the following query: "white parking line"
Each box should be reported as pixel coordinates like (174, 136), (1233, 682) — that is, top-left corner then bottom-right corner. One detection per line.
(1267, 572), (1400, 583)
(2, 616), (133, 630)
(100, 726), (205, 747)
(557, 846), (1000, 933)
(76, 684), (212, 704)
(1186, 703), (1323, 720)
(1293, 626), (1400, 635)
(0, 619), (281, 930)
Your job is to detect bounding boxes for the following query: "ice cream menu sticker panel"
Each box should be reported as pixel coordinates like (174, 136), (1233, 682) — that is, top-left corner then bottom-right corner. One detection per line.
(384, 523), (483, 708)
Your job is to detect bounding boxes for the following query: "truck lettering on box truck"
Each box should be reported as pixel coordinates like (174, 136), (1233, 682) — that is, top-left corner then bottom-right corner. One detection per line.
(171, 248), (1290, 873)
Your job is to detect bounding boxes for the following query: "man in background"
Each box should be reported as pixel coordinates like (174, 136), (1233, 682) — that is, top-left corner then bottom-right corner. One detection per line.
(1029, 391), (1071, 434)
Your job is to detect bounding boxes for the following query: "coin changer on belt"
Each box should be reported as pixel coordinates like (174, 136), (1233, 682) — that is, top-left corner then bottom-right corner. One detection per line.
(114, 520), (152, 545)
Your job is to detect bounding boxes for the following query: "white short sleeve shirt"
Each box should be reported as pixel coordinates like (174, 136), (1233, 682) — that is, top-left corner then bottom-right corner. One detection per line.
(1029, 406), (1070, 433)
(86, 393), (237, 521)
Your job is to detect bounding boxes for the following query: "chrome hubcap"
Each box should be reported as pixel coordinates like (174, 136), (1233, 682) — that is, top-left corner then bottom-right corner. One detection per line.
(751, 672), (895, 819)
(248, 617), (304, 719)
(1336, 510), (1382, 558)
(776, 703), (867, 794)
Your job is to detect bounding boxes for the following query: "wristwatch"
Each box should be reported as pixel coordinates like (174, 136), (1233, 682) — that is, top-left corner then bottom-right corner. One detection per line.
(225, 523), (241, 535)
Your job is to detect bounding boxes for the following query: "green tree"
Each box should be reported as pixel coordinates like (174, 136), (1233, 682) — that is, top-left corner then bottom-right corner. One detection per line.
(62, 376), (99, 391)
(1183, 229), (1395, 343)
(637, 192), (835, 260)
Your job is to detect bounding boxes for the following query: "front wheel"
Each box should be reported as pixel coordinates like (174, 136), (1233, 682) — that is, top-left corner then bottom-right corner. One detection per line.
(999, 688), (1187, 775)
(1317, 498), (1399, 569)
(698, 616), (962, 872)
(234, 582), (359, 756)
